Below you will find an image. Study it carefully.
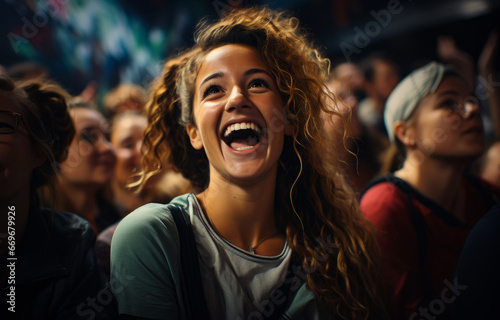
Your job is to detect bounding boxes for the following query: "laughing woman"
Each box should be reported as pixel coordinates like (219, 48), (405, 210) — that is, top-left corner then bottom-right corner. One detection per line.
(111, 7), (387, 320)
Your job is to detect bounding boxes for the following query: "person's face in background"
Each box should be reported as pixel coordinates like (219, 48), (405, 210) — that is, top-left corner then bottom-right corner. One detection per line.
(405, 75), (484, 162)
(371, 60), (400, 101)
(322, 79), (362, 143)
(60, 108), (116, 190)
(333, 63), (365, 95)
(0, 92), (41, 200)
(111, 114), (147, 187)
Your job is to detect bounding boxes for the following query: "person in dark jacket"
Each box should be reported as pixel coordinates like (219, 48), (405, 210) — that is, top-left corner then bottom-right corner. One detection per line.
(0, 76), (117, 319)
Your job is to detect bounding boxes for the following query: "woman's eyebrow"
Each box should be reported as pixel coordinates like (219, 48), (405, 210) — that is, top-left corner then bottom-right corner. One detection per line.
(437, 90), (459, 97)
(200, 72), (224, 88)
(244, 68), (271, 77)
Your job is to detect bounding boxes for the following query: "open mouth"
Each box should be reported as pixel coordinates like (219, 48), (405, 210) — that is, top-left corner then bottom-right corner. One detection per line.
(222, 122), (262, 151)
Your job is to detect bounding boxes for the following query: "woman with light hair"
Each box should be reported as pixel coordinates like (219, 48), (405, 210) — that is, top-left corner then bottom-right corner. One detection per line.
(104, 83), (147, 119)
(361, 61), (498, 319)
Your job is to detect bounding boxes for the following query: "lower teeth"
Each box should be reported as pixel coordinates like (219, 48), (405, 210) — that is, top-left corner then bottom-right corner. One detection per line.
(235, 146), (254, 151)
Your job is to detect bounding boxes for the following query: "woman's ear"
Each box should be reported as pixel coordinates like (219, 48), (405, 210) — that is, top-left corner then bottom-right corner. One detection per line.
(394, 120), (416, 147)
(186, 124), (203, 150)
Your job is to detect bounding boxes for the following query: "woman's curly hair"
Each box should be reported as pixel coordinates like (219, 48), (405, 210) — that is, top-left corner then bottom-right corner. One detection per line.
(137, 7), (387, 319)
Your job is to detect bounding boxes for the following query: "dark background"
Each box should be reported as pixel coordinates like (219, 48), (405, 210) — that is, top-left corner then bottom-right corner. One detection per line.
(1, 0), (499, 99)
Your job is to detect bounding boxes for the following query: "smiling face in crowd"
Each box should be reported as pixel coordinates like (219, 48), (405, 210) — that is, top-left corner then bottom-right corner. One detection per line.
(61, 107), (116, 189)
(111, 113), (147, 187)
(187, 44), (290, 185)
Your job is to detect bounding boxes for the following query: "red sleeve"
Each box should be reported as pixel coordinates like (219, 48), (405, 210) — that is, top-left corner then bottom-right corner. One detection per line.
(360, 183), (422, 319)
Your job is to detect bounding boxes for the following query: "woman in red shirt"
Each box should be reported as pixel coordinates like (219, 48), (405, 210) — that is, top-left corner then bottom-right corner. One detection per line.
(361, 61), (497, 319)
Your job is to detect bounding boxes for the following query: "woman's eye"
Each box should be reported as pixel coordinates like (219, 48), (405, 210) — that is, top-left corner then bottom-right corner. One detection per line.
(120, 139), (134, 149)
(81, 132), (95, 143)
(81, 129), (105, 144)
(0, 122), (14, 130)
(441, 99), (457, 110)
(203, 85), (222, 98)
(249, 78), (268, 89)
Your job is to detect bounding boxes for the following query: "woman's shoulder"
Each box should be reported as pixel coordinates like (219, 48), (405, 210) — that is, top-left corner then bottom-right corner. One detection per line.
(112, 193), (194, 245)
(360, 175), (416, 227)
(39, 207), (95, 245)
(122, 193), (192, 221)
(20, 209), (115, 319)
(36, 208), (102, 277)
(361, 175), (409, 205)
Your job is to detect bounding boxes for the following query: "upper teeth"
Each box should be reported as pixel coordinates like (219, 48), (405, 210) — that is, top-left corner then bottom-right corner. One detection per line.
(224, 122), (261, 138)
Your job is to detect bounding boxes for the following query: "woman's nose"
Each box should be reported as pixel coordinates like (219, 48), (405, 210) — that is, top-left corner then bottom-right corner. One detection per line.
(462, 100), (480, 119)
(225, 87), (250, 112)
(98, 136), (116, 155)
(133, 142), (143, 166)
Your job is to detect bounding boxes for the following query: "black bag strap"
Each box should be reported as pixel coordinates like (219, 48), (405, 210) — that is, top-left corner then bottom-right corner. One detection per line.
(169, 205), (211, 320)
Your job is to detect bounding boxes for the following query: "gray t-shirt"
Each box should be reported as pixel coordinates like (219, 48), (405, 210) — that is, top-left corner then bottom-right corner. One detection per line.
(111, 193), (327, 319)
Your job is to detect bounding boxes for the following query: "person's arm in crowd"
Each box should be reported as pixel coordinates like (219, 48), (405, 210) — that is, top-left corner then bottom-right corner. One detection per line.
(437, 36), (476, 91)
(478, 31), (500, 138)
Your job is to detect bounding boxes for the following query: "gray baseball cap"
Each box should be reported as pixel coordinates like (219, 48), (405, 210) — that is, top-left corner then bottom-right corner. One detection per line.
(384, 61), (459, 143)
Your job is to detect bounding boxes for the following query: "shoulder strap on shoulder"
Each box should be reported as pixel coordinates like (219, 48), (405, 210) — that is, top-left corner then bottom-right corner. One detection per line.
(362, 175), (429, 264)
(362, 175), (433, 299)
(169, 205), (211, 320)
(360, 174), (394, 198)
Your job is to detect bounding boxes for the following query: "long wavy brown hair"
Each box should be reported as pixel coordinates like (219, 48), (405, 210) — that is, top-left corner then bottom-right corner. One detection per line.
(136, 7), (387, 320)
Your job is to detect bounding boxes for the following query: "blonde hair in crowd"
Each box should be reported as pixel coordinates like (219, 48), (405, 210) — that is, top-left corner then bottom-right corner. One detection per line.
(104, 83), (147, 118)
(137, 7), (387, 320)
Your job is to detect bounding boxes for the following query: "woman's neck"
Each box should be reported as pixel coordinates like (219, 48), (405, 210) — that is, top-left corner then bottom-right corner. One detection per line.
(396, 153), (467, 217)
(58, 182), (99, 222)
(111, 180), (145, 217)
(198, 172), (284, 255)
